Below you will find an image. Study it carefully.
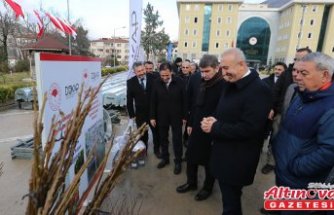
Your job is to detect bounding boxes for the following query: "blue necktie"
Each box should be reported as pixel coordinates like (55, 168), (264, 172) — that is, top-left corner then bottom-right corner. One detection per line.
(140, 78), (145, 90)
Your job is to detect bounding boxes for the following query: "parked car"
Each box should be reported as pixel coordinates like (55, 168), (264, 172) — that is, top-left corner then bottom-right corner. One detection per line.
(15, 87), (36, 109)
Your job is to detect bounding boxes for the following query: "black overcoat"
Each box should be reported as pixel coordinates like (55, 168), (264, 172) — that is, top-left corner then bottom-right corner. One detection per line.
(210, 71), (272, 186)
(150, 76), (187, 126)
(187, 78), (225, 165)
(126, 74), (154, 124)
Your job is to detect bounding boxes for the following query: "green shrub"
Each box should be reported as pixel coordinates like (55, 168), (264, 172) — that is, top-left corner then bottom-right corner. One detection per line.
(14, 59), (29, 73)
(0, 86), (13, 103)
(101, 66), (128, 77)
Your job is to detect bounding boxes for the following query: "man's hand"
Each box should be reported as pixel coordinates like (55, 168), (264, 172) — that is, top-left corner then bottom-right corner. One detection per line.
(201, 117), (217, 133)
(187, 126), (192, 135)
(150, 119), (156, 127)
(268, 109), (274, 120)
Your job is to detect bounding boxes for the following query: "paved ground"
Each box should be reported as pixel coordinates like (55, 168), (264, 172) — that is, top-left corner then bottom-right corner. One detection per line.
(0, 107), (275, 215)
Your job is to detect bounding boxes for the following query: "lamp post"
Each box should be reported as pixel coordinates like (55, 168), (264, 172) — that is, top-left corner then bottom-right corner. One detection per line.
(113, 26), (126, 67)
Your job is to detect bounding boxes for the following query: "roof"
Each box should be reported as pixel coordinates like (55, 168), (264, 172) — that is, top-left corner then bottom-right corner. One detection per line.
(22, 35), (69, 52)
(261, 0), (291, 8)
(90, 38), (129, 43)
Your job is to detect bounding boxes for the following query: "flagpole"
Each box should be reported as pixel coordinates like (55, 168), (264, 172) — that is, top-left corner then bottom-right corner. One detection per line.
(67, 0), (72, 55)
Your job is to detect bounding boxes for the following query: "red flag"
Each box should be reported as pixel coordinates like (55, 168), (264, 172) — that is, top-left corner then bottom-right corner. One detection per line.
(4, 0), (24, 19)
(46, 13), (65, 33)
(33, 10), (44, 39)
(56, 18), (77, 39)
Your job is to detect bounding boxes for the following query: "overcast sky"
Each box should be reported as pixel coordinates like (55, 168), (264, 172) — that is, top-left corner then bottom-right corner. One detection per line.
(21, 0), (263, 40)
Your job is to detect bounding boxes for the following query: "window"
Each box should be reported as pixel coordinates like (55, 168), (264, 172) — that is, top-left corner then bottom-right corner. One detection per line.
(332, 47), (334, 52)
(310, 19), (314, 25)
(312, 5), (317, 12)
(191, 53), (196, 59)
(194, 17), (198, 23)
(194, 4), (199, 11)
(184, 42), (188, 48)
(216, 30), (220, 36)
(226, 30), (230, 37)
(227, 17), (232, 24)
(224, 43), (229, 49)
(308, 33), (312, 38)
(228, 4), (233, 11)
(185, 29), (189, 35)
(193, 29), (197, 36)
(185, 16), (190, 23)
(217, 17), (222, 24)
(218, 4), (223, 11)
(185, 4), (190, 11)
(297, 32), (302, 39)
(215, 42), (219, 48)
(117, 44), (121, 47)
(192, 41), (196, 48)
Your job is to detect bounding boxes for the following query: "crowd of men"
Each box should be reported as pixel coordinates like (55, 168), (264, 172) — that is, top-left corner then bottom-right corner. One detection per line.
(126, 48), (334, 215)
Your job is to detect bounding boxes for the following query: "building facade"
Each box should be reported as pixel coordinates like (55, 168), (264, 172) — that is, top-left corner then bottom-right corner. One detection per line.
(177, 0), (334, 66)
(89, 37), (129, 65)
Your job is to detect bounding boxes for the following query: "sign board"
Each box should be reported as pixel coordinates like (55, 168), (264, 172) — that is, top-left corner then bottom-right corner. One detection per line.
(35, 52), (104, 198)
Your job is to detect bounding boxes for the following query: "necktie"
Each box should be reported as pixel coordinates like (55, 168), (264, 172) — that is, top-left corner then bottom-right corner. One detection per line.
(140, 78), (145, 90)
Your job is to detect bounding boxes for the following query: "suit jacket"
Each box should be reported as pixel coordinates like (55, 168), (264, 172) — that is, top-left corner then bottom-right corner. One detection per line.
(126, 75), (154, 123)
(210, 71), (272, 185)
(150, 75), (187, 126)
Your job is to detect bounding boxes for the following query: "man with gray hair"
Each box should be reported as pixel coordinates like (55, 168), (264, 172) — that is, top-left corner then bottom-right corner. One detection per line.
(201, 48), (272, 215)
(273, 52), (334, 215)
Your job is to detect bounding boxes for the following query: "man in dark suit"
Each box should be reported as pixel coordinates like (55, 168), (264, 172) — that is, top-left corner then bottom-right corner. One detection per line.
(261, 62), (287, 174)
(201, 48), (272, 215)
(150, 62), (187, 175)
(144, 61), (161, 158)
(127, 62), (155, 167)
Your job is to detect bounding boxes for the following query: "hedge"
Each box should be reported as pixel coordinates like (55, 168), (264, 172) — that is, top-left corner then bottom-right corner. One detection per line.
(101, 66), (128, 77)
(0, 83), (33, 103)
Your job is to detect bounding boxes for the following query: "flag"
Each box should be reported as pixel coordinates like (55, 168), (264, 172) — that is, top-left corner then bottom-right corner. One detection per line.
(46, 13), (65, 34)
(128, 0), (143, 79)
(4, 0), (24, 19)
(33, 10), (44, 38)
(166, 43), (173, 62)
(57, 18), (77, 39)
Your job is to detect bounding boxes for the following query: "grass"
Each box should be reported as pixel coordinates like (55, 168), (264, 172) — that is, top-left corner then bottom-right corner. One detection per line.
(0, 71), (32, 86)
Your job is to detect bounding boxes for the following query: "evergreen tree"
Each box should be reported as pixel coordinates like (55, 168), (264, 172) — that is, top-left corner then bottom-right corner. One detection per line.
(141, 3), (170, 61)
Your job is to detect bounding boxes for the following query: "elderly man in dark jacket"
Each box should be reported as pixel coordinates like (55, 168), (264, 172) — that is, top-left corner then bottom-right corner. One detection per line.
(272, 52), (334, 215)
(150, 62), (187, 175)
(176, 54), (225, 201)
(201, 48), (272, 215)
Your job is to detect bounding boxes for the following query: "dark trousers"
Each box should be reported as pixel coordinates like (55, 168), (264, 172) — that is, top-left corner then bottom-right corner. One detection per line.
(149, 123), (160, 153)
(187, 162), (214, 191)
(159, 122), (183, 163)
(218, 181), (243, 215)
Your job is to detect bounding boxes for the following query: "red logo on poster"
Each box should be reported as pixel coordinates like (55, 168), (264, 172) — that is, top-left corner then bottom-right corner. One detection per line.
(48, 83), (61, 111)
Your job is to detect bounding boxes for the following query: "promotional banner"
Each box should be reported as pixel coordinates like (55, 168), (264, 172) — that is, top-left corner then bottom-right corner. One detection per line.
(35, 53), (103, 198)
(128, 0), (143, 79)
(167, 42), (173, 62)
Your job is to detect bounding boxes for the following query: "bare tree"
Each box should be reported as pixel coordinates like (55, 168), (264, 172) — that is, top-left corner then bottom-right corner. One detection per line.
(0, 2), (16, 66)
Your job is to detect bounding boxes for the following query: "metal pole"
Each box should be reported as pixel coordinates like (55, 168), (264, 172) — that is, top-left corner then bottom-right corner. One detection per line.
(67, 0), (72, 55)
(113, 28), (116, 67)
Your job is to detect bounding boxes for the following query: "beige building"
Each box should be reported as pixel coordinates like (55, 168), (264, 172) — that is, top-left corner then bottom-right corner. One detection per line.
(177, 0), (334, 66)
(89, 37), (129, 65)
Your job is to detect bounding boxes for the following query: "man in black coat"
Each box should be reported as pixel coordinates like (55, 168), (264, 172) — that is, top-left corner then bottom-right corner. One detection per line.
(150, 62), (187, 175)
(201, 48), (272, 215)
(176, 54), (225, 201)
(261, 62), (287, 174)
(127, 62), (156, 165)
